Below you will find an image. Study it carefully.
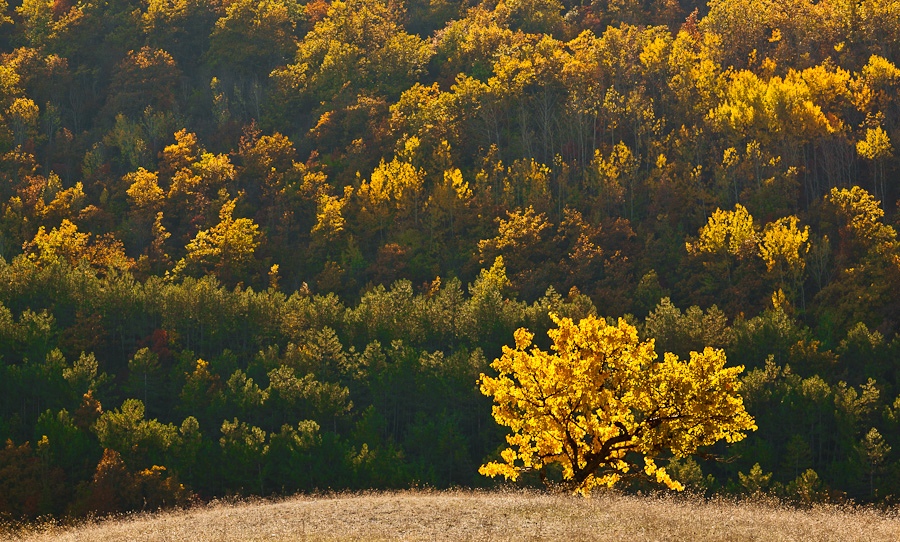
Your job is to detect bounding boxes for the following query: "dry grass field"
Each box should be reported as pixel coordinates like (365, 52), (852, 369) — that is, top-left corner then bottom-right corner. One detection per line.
(4, 489), (900, 542)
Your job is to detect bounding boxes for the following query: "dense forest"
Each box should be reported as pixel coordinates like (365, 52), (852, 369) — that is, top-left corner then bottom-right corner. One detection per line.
(2, 0), (900, 519)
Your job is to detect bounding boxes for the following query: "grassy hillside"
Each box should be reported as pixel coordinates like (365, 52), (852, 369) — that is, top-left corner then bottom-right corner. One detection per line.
(5, 490), (900, 542)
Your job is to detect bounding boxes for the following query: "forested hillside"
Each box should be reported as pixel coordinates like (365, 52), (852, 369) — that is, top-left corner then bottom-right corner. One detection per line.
(2, 0), (900, 519)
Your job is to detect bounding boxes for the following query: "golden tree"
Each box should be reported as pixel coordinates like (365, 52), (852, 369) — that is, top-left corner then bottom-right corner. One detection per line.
(479, 314), (756, 494)
(856, 126), (893, 208)
(174, 198), (261, 284)
(758, 215), (809, 297)
(689, 203), (757, 258)
(24, 219), (132, 273)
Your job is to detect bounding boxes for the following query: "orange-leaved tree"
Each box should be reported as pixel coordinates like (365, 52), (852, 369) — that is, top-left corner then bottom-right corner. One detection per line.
(479, 314), (756, 494)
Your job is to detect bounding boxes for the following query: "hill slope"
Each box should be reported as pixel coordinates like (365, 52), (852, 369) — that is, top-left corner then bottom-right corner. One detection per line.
(6, 490), (900, 542)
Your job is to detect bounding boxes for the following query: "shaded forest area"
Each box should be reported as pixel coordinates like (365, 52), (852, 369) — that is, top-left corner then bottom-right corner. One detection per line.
(2, 0), (900, 519)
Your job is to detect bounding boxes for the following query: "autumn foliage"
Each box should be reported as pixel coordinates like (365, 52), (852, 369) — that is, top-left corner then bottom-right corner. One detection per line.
(3, 0), (900, 521)
(480, 315), (755, 493)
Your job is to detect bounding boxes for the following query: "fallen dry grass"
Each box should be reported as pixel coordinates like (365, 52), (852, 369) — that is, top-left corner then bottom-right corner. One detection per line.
(4, 489), (900, 542)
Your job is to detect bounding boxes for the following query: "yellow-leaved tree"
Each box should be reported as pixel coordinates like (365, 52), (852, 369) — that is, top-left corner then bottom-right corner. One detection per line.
(173, 198), (261, 284)
(479, 314), (756, 494)
(758, 215), (809, 299)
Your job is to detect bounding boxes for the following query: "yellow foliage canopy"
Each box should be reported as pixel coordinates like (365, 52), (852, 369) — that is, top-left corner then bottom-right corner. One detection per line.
(857, 126), (893, 161)
(125, 167), (165, 212)
(24, 219), (132, 273)
(759, 215), (809, 275)
(479, 314), (756, 494)
(174, 198), (261, 282)
(688, 203), (757, 258)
